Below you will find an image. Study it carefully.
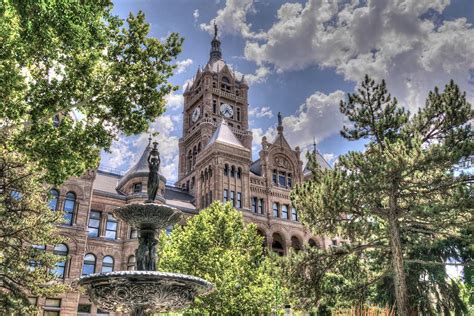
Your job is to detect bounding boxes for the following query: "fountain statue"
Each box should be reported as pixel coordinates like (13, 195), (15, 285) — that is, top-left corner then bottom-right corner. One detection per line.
(78, 142), (214, 315)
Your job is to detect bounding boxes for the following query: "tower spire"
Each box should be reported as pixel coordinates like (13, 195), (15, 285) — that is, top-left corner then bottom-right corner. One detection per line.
(209, 22), (222, 63)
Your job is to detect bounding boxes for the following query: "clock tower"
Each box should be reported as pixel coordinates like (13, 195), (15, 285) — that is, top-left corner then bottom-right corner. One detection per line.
(176, 25), (252, 199)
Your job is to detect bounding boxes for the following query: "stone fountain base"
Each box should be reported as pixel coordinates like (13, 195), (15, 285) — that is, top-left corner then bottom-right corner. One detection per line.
(79, 271), (213, 314)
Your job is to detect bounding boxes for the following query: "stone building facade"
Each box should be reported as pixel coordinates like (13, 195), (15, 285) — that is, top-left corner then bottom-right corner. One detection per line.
(32, 29), (333, 315)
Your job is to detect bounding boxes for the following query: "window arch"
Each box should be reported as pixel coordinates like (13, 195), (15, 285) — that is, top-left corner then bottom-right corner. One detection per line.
(82, 253), (96, 275)
(272, 233), (285, 256)
(224, 164), (229, 176)
(127, 255), (136, 271)
(63, 192), (76, 225)
(230, 165), (235, 178)
(101, 256), (114, 273)
(237, 167), (242, 179)
(49, 189), (59, 211)
(53, 244), (68, 279)
(291, 236), (302, 252)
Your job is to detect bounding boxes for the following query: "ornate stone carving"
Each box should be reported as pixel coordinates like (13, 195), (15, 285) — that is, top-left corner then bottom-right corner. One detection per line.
(274, 155), (290, 169)
(79, 271), (213, 313)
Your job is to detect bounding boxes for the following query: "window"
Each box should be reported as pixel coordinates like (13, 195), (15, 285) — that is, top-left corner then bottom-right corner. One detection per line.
(273, 202), (279, 218)
(278, 171), (286, 186)
(332, 239), (338, 246)
(281, 205), (289, 219)
(63, 192), (76, 225)
(237, 167), (241, 179)
(101, 256), (114, 273)
(251, 197), (257, 212)
(272, 170), (277, 184)
(82, 253), (96, 275)
(288, 174), (292, 188)
(213, 99), (217, 113)
(308, 239), (318, 248)
(291, 207), (298, 221)
(77, 304), (91, 314)
(49, 189), (59, 210)
(132, 182), (142, 193)
(52, 244), (68, 279)
(223, 189), (228, 202)
(88, 211), (101, 237)
(130, 227), (138, 239)
(230, 191), (235, 207)
(237, 107), (241, 121)
(258, 199), (264, 214)
(237, 192), (242, 208)
(127, 255), (136, 271)
(44, 298), (61, 316)
(230, 165), (235, 177)
(105, 214), (118, 239)
(224, 164), (229, 176)
(29, 244), (46, 269)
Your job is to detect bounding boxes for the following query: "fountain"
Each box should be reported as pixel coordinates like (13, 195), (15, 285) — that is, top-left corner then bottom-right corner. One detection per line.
(78, 142), (214, 315)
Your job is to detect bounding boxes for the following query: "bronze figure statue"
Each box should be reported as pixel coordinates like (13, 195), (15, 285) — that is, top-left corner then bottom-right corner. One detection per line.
(147, 142), (161, 202)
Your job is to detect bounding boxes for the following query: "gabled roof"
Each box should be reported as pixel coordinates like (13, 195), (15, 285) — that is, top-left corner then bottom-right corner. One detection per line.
(207, 120), (247, 149)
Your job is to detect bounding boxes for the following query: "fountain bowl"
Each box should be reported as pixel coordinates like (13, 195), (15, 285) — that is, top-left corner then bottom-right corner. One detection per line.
(113, 203), (182, 230)
(78, 271), (214, 313)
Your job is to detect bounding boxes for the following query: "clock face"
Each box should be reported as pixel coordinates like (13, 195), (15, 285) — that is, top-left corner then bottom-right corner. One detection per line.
(220, 103), (234, 118)
(191, 106), (201, 122)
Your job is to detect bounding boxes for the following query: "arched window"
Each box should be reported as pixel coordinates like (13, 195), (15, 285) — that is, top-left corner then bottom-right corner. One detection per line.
(224, 164), (229, 176)
(222, 76), (230, 84)
(192, 146), (197, 166)
(52, 244), (68, 279)
(308, 239), (318, 248)
(291, 237), (302, 252)
(198, 143), (201, 153)
(63, 192), (76, 225)
(209, 167), (212, 177)
(127, 255), (136, 271)
(101, 256), (114, 273)
(230, 165), (235, 178)
(82, 253), (96, 275)
(237, 167), (241, 179)
(49, 189), (59, 211)
(272, 233), (285, 256)
(187, 150), (192, 173)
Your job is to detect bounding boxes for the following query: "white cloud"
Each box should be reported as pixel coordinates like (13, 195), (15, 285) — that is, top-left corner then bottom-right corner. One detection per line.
(100, 114), (181, 184)
(165, 92), (184, 110)
(200, 0), (265, 40)
(193, 9), (200, 22)
(239, 0), (474, 109)
(251, 126), (276, 154)
(249, 106), (273, 118)
(175, 58), (193, 74)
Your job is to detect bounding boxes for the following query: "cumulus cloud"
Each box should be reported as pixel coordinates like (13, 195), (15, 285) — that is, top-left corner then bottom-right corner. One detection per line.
(193, 9), (199, 22)
(175, 58), (193, 74)
(249, 106), (273, 118)
(100, 115), (181, 183)
(200, 0), (265, 40)
(165, 92), (184, 110)
(239, 0), (474, 109)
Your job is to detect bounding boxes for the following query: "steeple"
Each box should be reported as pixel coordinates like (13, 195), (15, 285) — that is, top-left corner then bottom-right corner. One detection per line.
(209, 22), (222, 63)
(277, 112), (284, 134)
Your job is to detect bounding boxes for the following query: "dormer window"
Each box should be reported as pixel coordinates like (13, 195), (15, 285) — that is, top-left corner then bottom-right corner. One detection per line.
(132, 183), (142, 193)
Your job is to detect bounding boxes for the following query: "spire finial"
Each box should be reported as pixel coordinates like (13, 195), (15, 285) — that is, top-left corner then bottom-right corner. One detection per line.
(277, 112), (284, 134)
(214, 22), (218, 38)
(313, 137), (317, 154)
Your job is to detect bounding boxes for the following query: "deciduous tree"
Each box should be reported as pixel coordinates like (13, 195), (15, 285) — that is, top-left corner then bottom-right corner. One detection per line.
(158, 202), (287, 314)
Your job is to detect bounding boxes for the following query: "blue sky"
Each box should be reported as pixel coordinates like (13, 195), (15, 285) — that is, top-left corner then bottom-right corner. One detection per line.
(100, 0), (474, 183)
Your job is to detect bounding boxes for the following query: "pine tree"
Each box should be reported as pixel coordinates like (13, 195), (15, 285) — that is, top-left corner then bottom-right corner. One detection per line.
(291, 76), (473, 314)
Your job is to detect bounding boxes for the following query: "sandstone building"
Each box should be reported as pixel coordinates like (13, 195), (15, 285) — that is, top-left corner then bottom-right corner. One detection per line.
(33, 28), (332, 315)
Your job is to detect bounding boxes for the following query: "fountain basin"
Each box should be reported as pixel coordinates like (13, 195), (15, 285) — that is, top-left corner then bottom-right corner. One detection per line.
(78, 271), (214, 313)
(113, 203), (182, 230)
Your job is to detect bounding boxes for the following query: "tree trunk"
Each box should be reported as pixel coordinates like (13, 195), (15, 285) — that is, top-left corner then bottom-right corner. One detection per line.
(388, 210), (410, 316)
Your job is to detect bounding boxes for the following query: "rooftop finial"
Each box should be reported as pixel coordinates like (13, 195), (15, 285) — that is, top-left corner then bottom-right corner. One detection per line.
(214, 22), (218, 39)
(209, 22), (222, 63)
(277, 112), (284, 134)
